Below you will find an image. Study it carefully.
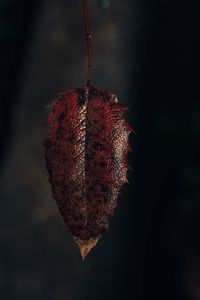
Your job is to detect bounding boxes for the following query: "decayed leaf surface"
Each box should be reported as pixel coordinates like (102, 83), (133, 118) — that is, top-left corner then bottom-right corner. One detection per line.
(44, 86), (132, 258)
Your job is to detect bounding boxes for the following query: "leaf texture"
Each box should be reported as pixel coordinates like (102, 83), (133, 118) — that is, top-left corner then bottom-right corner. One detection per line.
(44, 86), (132, 258)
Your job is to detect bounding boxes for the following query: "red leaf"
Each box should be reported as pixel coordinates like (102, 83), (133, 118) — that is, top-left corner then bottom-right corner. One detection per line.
(44, 86), (132, 258)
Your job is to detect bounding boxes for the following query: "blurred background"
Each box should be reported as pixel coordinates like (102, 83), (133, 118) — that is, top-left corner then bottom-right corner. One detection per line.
(0, 0), (200, 299)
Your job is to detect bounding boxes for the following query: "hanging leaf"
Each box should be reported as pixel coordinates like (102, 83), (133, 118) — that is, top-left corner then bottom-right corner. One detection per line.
(43, 86), (132, 259)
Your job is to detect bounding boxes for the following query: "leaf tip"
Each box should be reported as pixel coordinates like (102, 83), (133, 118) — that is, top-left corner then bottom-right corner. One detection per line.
(74, 236), (100, 260)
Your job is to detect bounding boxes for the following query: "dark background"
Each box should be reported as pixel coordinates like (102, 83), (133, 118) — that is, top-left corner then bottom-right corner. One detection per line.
(0, 0), (200, 299)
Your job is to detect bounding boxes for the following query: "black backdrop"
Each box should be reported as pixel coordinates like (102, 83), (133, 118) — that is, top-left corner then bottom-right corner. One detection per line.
(0, 1), (200, 300)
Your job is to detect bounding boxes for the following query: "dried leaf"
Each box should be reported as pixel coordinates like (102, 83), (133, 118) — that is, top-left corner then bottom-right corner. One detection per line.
(44, 86), (132, 258)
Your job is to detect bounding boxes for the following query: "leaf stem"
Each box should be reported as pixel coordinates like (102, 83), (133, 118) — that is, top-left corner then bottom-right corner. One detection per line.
(83, 0), (93, 87)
